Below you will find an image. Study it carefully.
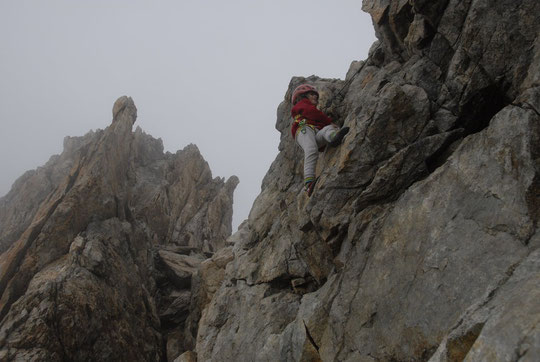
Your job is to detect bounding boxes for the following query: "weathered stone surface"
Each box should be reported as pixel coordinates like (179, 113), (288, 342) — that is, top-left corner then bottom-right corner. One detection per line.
(196, 282), (302, 361)
(182, 245), (234, 353)
(429, 247), (540, 362)
(193, 0), (540, 360)
(0, 131), (96, 254)
(0, 97), (237, 361)
(0, 219), (162, 361)
(1, 0), (539, 360)
(129, 136), (239, 253)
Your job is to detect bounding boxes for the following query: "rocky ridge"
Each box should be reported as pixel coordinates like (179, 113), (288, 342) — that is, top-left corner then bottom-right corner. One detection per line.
(0, 0), (539, 360)
(0, 96), (237, 361)
(192, 0), (540, 361)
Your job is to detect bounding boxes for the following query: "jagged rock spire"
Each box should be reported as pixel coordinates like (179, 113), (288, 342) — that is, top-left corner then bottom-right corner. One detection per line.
(0, 97), (238, 361)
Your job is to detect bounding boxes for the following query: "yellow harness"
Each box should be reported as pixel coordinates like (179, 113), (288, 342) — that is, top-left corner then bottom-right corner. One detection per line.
(294, 114), (316, 136)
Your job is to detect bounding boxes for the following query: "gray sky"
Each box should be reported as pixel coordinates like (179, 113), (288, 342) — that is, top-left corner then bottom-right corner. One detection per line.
(0, 1), (376, 230)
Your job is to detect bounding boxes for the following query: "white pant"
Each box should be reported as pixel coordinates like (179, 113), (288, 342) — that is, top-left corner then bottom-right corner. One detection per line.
(296, 125), (337, 180)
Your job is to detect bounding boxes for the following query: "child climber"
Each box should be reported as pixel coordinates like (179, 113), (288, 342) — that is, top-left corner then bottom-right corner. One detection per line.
(291, 84), (349, 196)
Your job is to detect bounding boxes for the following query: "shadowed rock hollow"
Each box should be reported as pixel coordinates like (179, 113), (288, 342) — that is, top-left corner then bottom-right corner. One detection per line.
(1, 0), (540, 361)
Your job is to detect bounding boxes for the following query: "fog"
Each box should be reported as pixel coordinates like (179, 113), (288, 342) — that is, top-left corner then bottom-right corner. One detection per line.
(0, 0), (376, 230)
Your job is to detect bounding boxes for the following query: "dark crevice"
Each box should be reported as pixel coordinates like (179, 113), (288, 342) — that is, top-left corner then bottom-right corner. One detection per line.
(425, 131), (464, 173)
(525, 174), (540, 231)
(303, 320), (320, 352)
(417, 20), (437, 50)
(159, 317), (186, 331)
(455, 82), (511, 136)
(361, 312), (377, 328)
(154, 255), (192, 290)
(160, 333), (168, 362)
(355, 187), (418, 214)
(393, 2), (415, 45)
(264, 277), (294, 297)
(422, 80), (513, 176)
(377, 79), (390, 92)
(114, 196), (122, 219)
(412, 0), (451, 29)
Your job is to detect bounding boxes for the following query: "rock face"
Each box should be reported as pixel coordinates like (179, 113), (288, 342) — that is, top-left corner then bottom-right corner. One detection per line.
(0, 131), (97, 255)
(193, 0), (540, 361)
(1, 0), (539, 360)
(0, 96), (238, 361)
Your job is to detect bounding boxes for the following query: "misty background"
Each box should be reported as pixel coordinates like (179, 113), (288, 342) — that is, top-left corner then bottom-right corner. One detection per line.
(0, 1), (376, 230)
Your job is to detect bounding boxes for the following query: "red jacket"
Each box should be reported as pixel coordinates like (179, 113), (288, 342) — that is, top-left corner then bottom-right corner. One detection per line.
(290, 98), (333, 138)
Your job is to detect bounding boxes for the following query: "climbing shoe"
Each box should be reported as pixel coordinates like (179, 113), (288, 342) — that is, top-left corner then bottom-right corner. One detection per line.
(329, 127), (350, 147)
(304, 178), (317, 197)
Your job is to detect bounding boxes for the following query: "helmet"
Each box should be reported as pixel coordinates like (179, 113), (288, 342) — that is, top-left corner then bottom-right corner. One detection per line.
(291, 84), (318, 104)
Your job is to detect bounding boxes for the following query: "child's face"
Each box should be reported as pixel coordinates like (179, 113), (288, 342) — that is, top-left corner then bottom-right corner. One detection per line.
(306, 92), (319, 105)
